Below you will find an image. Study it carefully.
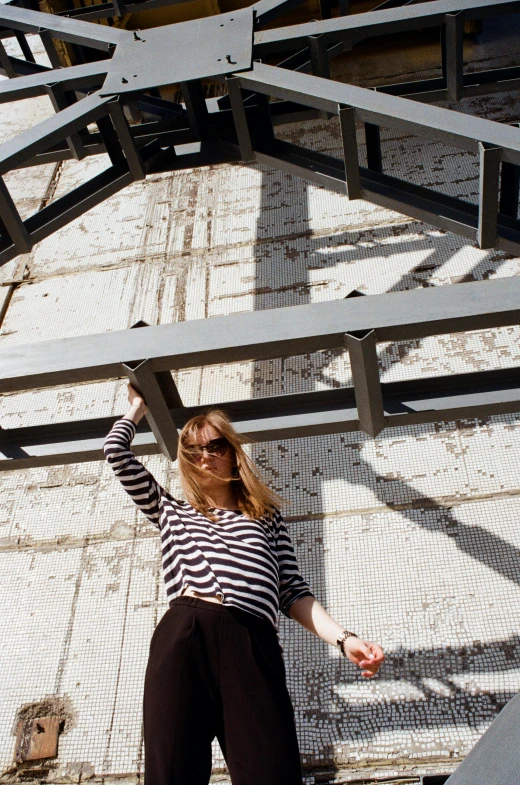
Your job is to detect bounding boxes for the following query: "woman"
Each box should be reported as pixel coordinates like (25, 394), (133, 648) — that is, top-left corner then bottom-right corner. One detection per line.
(104, 384), (384, 785)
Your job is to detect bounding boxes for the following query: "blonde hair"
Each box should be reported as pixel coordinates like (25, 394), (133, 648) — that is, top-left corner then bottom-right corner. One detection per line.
(177, 409), (283, 521)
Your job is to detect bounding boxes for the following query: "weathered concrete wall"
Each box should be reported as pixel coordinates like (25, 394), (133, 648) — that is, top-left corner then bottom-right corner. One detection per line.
(1, 24), (520, 785)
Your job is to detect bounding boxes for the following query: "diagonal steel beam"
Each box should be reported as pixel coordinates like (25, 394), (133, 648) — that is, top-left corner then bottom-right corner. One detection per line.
(0, 91), (111, 175)
(0, 61), (109, 103)
(253, 0), (520, 53)
(236, 63), (520, 165)
(478, 143), (502, 249)
(0, 3), (131, 49)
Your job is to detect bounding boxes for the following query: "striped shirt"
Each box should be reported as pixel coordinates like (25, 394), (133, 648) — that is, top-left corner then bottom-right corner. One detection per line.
(104, 419), (314, 628)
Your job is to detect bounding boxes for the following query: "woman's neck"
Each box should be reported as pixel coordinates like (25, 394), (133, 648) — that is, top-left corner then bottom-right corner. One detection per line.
(205, 485), (238, 511)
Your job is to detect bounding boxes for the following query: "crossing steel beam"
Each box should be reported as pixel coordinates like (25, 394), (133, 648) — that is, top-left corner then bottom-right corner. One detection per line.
(1, 277), (520, 469)
(0, 0), (516, 266)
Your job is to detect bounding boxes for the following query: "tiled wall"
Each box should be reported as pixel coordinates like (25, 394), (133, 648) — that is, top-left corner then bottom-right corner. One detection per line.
(1, 24), (520, 783)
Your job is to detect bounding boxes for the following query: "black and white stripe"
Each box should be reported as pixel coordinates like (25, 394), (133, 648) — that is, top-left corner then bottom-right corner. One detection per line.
(104, 419), (314, 627)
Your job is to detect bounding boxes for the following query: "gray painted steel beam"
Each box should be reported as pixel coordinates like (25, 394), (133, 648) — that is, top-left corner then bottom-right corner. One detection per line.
(122, 359), (179, 460)
(108, 99), (145, 180)
(309, 35), (331, 80)
(227, 77), (254, 162)
(445, 12), (464, 102)
(445, 693), (520, 785)
(0, 3), (130, 49)
(0, 38), (16, 79)
(2, 368), (520, 469)
(345, 330), (385, 437)
(338, 105), (362, 199)
(0, 176), (31, 253)
(1, 276), (520, 395)
(253, 0), (520, 53)
(237, 63), (520, 165)
(46, 83), (87, 161)
(478, 143), (502, 249)
(0, 91), (111, 175)
(39, 30), (63, 70)
(0, 61), (109, 103)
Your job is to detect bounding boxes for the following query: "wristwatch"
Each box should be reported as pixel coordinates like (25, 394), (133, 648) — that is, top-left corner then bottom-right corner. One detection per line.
(336, 629), (358, 657)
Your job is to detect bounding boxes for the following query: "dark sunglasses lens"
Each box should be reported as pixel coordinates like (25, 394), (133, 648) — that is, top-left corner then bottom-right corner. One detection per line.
(206, 438), (228, 456)
(184, 439), (228, 458)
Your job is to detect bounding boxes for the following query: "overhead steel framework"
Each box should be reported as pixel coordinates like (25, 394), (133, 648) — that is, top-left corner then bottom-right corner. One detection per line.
(1, 276), (520, 469)
(0, 0), (518, 266)
(0, 0), (519, 466)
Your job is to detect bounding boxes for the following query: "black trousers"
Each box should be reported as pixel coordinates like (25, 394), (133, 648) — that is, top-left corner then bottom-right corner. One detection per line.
(143, 596), (303, 785)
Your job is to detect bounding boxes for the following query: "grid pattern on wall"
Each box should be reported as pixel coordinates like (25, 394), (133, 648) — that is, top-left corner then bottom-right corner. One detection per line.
(0, 19), (520, 785)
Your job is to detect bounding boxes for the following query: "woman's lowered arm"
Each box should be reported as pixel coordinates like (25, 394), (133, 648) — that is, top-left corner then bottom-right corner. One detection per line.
(288, 595), (384, 678)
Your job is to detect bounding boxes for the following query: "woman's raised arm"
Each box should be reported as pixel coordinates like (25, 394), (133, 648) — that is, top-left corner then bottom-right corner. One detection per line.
(103, 384), (163, 528)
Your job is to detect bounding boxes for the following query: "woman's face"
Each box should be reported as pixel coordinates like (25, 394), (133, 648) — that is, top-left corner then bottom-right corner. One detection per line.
(189, 423), (235, 485)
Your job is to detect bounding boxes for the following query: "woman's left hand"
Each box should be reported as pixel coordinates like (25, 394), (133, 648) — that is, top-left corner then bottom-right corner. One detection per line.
(343, 637), (385, 678)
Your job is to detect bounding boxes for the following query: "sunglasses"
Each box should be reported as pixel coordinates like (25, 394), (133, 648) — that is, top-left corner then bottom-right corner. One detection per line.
(184, 437), (230, 460)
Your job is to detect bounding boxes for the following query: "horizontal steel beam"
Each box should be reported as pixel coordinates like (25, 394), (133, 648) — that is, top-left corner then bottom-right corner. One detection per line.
(2, 367), (520, 469)
(0, 276), (519, 395)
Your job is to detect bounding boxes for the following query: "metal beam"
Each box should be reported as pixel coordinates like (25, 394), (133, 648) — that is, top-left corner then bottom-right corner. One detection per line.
(253, 0), (520, 54)
(227, 77), (254, 162)
(345, 329), (385, 437)
(0, 38), (16, 79)
(122, 359), (179, 461)
(3, 367), (520, 469)
(0, 176), (31, 254)
(1, 276), (520, 395)
(0, 3), (130, 50)
(45, 83), (87, 161)
(338, 105), (362, 199)
(0, 91), (111, 175)
(237, 63), (520, 165)
(0, 61), (109, 103)
(445, 11), (464, 101)
(478, 143), (502, 249)
(108, 99), (145, 180)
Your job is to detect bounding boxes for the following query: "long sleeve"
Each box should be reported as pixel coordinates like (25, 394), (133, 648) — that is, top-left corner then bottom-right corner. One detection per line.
(273, 511), (314, 616)
(103, 418), (163, 528)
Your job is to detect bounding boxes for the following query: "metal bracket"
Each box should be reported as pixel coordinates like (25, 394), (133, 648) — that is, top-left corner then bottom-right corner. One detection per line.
(345, 329), (385, 438)
(122, 359), (180, 462)
(338, 104), (362, 200)
(445, 12), (464, 101)
(227, 76), (255, 162)
(478, 143), (502, 249)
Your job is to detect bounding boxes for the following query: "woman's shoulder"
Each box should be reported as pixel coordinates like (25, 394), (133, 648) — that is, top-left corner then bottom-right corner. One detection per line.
(261, 506), (283, 529)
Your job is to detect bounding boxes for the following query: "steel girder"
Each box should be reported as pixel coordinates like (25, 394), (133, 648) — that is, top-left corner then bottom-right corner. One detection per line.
(0, 0), (519, 465)
(1, 276), (520, 469)
(0, 0), (517, 266)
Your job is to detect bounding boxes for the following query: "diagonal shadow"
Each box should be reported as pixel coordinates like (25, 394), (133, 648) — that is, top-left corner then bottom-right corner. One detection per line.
(296, 635), (520, 749)
(246, 109), (520, 773)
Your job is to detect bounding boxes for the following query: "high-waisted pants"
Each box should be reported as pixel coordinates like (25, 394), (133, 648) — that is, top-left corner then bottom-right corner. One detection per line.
(143, 596), (303, 785)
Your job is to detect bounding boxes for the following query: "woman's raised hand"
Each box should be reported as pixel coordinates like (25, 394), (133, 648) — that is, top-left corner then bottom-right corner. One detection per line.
(127, 383), (147, 414)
